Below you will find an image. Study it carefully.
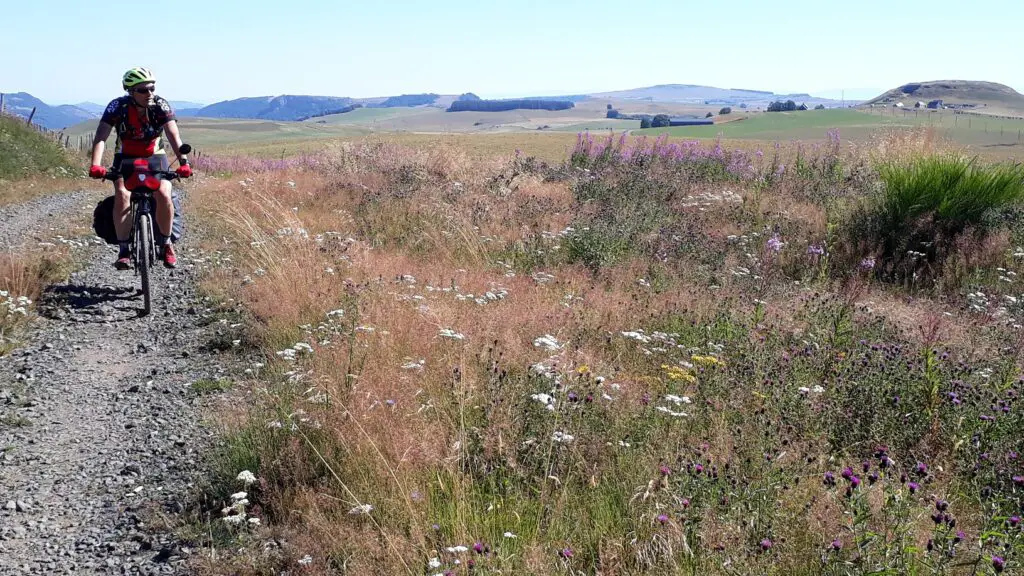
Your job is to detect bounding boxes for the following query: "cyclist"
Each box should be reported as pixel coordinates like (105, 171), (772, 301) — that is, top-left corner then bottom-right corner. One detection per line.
(88, 67), (191, 269)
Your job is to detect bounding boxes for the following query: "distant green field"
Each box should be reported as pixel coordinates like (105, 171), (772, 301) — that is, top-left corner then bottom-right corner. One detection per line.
(305, 106), (435, 125)
(636, 109), (1024, 150)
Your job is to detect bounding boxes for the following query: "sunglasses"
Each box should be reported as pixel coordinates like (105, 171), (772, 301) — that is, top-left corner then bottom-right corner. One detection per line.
(133, 87), (156, 94)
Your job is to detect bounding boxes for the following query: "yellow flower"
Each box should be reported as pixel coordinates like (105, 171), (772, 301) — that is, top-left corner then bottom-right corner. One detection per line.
(691, 355), (725, 367)
(576, 365), (590, 374)
(661, 364), (697, 383)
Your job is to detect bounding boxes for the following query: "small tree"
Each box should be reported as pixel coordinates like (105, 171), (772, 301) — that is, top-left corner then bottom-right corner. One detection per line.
(606, 109), (620, 119)
(607, 103), (613, 110)
(705, 112), (714, 118)
(785, 100), (797, 111)
(651, 114), (671, 128)
(640, 117), (652, 129)
(814, 104), (826, 110)
(719, 107), (732, 115)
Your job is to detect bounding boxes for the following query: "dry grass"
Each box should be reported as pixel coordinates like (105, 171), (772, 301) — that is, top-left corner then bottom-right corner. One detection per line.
(185, 135), (1024, 575)
(0, 246), (73, 354)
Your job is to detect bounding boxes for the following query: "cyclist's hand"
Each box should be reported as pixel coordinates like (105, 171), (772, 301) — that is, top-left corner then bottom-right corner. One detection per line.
(89, 165), (107, 179)
(176, 165), (193, 178)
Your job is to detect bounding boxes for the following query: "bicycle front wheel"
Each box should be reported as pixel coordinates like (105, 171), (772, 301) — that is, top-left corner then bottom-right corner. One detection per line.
(137, 213), (152, 316)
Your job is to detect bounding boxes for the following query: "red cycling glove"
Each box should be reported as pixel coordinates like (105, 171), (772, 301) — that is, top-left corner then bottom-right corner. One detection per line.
(176, 164), (193, 178)
(89, 165), (107, 179)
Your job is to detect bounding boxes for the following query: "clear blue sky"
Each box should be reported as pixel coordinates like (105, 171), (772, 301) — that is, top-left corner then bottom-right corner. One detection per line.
(3, 0), (1021, 105)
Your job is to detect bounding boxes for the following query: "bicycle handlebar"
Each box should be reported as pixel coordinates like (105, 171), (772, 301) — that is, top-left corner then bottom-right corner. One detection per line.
(103, 170), (182, 182)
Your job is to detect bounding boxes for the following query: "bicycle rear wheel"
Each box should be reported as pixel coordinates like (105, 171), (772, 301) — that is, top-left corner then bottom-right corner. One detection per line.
(137, 213), (152, 316)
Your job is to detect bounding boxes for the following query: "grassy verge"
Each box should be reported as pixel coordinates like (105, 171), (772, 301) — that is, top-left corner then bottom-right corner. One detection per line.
(187, 131), (1024, 575)
(0, 247), (74, 355)
(0, 113), (83, 206)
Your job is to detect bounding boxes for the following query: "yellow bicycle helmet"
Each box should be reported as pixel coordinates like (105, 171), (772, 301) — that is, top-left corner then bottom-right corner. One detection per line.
(122, 67), (156, 91)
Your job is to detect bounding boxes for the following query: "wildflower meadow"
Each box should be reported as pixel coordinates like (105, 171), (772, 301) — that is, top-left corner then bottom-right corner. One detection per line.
(183, 130), (1024, 575)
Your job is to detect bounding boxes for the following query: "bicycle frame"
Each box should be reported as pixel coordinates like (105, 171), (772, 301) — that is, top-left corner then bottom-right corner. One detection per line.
(104, 158), (186, 316)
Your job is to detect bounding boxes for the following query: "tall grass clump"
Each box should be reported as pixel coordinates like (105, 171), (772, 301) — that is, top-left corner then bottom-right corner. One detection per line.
(842, 154), (1024, 284)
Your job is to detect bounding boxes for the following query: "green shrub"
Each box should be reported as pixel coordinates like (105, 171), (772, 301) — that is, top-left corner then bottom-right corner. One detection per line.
(842, 155), (1024, 282)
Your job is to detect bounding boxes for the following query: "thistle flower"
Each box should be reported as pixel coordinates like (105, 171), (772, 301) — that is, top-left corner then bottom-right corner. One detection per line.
(908, 482), (920, 494)
(760, 538), (773, 551)
(993, 556), (1005, 573)
(831, 539), (842, 551)
(657, 514), (669, 525)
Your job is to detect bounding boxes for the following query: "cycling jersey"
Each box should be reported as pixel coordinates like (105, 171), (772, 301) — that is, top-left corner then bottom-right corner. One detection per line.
(100, 95), (176, 157)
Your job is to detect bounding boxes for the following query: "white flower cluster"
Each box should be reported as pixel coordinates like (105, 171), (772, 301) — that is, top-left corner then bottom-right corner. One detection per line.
(276, 342), (314, 362)
(221, 485), (260, 528)
(681, 189), (743, 210)
(533, 334), (562, 351)
(1, 291), (32, 317)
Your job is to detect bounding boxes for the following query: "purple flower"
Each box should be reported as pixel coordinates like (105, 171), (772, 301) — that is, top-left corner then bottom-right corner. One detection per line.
(807, 244), (825, 256)
(862, 461), (871, 473)
(841, 467), (854, 480)
(760, 538), (773, 551)
(694, 464), (704, 474)
(682, 498), (691, 508)
(659, 465), (671, 476)
(831, 539), (842, 551)
(559, 547), (574, 559)
(954, 530), (965, 543)
(908, 482), (920, 494)
(823, 472), (836, 487)
(859, 257), (876, 272)
(849, 476), (861, 489)
(1013, 475), (1024, 486)
(657, 514), (669, 525)
(473, 541), (485, 554)
(915, 462), (928, 476)
(868, 472), (879, 485)
(1010, 516), (1021, 527)
(766, 234), (784, 253)
(993, 556), (1005, 573)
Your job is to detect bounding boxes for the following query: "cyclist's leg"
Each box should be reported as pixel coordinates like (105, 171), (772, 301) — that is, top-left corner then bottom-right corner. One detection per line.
(152, 155), (174, 240)
(113, 178), (131, 242)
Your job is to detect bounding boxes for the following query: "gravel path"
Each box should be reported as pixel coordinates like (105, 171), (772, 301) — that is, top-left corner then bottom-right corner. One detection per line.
(0, 189), (232, 575)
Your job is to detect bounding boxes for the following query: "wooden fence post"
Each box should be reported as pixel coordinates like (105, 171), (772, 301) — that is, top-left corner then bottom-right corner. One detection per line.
(26, 107), (36, 125)
(0, 93), (4, 114)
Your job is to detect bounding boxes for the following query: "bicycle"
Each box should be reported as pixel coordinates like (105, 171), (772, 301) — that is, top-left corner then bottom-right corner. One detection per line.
(103, 144), (191, 316)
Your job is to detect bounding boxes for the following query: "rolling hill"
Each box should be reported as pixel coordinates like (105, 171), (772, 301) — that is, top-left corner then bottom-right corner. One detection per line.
(1, 93), (96, 130)
(589, 84), (848, 107)
(862, 80), (1024, 115)
(195, 95), (357, 121)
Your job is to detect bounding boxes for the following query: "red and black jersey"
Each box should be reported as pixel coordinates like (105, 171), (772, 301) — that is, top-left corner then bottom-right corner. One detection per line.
(100, 95), (176, 157)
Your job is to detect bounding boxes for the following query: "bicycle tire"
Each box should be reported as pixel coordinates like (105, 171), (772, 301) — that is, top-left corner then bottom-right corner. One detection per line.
(137, 213), (152, 316)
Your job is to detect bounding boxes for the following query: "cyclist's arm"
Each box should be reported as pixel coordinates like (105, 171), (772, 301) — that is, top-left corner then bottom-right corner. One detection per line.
(163, 121), (186, 164)
(90, 122), (113, 167)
